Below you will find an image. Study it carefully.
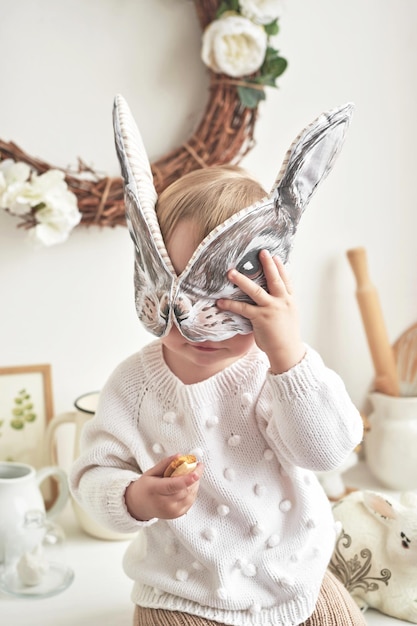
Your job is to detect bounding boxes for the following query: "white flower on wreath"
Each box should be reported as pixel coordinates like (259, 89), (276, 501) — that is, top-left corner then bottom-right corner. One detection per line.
(0, 159), (32, 215)
(29, 174), (81, 246)
(201, 14), (267, 78)
(0, 159), (82, 246)
(239, 0), (283, 25)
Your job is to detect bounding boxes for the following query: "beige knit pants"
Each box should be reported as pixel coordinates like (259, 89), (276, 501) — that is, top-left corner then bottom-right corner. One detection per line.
(133, 570), (366, 625)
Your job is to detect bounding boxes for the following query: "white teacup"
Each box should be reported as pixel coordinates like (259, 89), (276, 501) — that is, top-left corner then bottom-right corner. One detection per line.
(0, 461), (69, 562)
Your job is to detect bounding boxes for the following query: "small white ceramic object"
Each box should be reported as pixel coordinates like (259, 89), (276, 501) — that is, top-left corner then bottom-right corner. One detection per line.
(1, 510), (74, 598)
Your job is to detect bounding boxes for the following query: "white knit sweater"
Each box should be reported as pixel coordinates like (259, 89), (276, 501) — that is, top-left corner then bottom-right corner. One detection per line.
(70, 341), (363, 626)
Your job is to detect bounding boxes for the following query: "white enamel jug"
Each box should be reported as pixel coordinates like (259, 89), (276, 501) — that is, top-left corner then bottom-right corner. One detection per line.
(46, 392), (133, 541)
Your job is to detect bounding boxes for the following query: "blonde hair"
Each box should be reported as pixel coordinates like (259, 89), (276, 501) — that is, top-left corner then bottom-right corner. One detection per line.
(155, 165), (267, 245)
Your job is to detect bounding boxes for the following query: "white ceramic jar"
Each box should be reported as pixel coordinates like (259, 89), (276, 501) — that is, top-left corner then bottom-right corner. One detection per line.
(365, 392), (417, 490)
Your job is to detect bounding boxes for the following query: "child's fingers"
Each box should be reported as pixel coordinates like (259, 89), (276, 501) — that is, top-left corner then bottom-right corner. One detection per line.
(258, 250), (289, 297)
(272, 255), (293, 295)
(224, 250), (289, 307)
(144, 454), (182, 478)
(227, 268), (269, 307)
(217, 295), (254, 319)
(164, 473), (200, 497)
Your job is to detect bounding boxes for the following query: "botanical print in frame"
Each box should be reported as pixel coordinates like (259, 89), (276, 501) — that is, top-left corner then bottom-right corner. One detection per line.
(0, 364), (54, 469)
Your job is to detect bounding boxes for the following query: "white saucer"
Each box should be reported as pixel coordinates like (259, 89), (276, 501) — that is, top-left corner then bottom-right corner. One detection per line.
(0, 562), (74, 598)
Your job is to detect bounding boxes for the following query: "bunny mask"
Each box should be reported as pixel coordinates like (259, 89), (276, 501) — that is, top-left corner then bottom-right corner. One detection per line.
(113, 95), (353, 342)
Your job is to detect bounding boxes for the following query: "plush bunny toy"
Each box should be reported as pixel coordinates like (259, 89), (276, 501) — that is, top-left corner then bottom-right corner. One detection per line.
(330, 489), (417, 623)
(113, 95), (353, 342)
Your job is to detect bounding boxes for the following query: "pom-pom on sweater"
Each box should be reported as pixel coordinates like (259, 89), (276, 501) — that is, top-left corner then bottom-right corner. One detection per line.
(70, 341), (363, 626)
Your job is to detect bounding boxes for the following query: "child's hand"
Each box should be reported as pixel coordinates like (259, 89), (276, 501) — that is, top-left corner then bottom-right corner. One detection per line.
(125, 455), (204, 522)
(217, 249), (305, 374)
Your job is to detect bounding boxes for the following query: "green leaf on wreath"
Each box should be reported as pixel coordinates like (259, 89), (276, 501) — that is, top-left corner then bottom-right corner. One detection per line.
(216, 0), (239, 18)
(237, 85), (266, 109)
(264, 19), (279, 36)
(261, 49), (288, 81)
(253, 74), (277, 87)
(261, 48), (288, 76)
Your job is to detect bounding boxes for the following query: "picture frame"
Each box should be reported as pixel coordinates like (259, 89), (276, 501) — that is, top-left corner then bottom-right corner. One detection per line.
(0, 364), (54, 469)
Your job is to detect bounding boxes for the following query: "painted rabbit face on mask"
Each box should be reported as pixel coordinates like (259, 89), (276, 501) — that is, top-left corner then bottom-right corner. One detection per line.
(113, 95), (353, 342)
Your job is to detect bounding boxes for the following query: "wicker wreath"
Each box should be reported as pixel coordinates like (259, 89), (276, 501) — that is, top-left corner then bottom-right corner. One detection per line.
(0, 0), (259, 229)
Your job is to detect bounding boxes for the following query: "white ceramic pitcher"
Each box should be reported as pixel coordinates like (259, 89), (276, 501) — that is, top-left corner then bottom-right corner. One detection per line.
(46, 392), (133, 541)
(365, 392), (417, 490)
(0, 461), (68, 563)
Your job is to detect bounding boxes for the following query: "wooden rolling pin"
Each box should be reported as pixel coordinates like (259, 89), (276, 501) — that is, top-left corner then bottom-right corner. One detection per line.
(347, 247), (399, 396)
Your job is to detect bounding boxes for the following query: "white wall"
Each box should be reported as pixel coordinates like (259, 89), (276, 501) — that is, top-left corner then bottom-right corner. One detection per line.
(1, 0), (416, 415)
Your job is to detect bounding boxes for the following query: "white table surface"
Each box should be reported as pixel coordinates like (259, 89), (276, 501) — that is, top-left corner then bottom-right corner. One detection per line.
(0, 461), (410, 626)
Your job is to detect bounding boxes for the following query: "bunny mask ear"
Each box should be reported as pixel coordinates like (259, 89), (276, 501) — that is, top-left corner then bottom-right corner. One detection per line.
(113, 95), (354, 342)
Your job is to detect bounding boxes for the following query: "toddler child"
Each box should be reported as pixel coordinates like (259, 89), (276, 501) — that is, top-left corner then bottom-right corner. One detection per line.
(70, 99), (365, 626)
